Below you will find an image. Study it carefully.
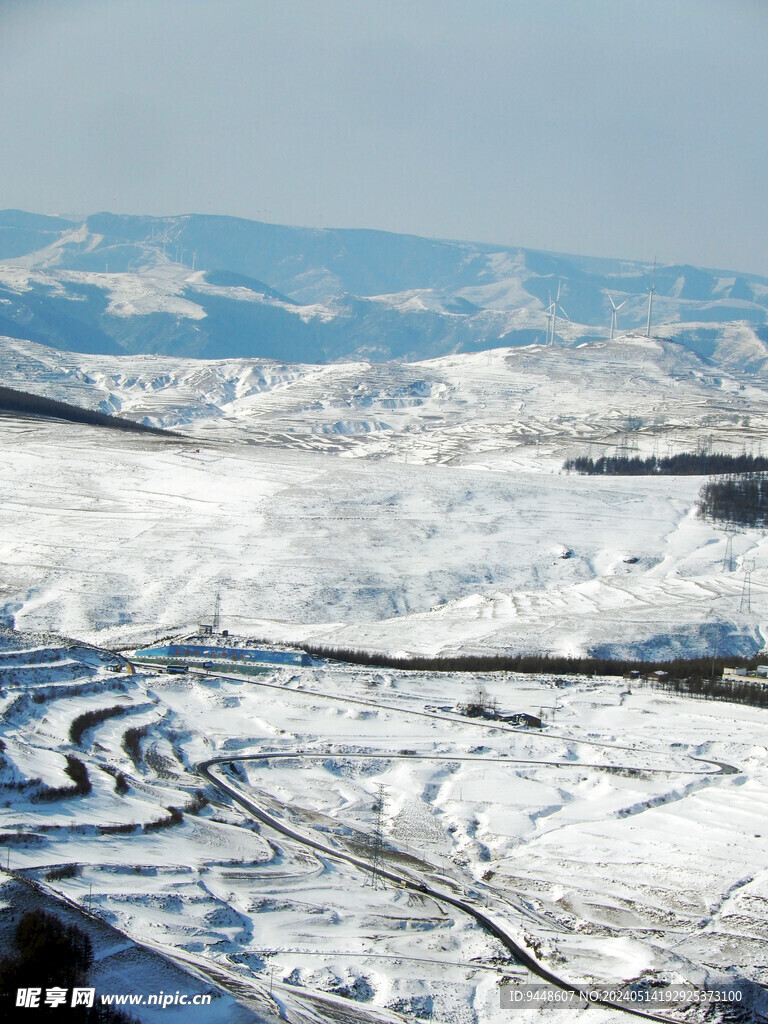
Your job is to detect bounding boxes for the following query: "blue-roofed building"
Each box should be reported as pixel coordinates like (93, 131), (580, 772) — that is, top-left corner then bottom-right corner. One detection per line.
(134, 644), (320, 668)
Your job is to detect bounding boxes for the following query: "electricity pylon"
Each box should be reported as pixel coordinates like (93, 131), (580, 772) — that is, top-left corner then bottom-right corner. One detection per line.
(365, 785), (386, 889)
(722, 527), (739, 573)
(740, 559), (756, 612)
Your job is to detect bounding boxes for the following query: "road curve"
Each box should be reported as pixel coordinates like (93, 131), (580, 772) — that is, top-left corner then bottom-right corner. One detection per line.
(134, 659), (739, 778)
(198, 753), (689, 1024)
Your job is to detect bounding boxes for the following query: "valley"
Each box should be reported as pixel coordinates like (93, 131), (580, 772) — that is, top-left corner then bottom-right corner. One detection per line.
(3, 211), (768, 1021)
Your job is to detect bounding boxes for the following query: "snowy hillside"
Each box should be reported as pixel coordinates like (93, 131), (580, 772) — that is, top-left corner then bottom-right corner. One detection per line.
(2, 335), (768, 659)
(1, 210), (768, 364)
(5, 212), (768, 1023)
(3, 628), (768, 1023)
(3, 332), (767, 454)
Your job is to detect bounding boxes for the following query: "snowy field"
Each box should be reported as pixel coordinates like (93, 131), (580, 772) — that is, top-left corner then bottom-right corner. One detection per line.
(3, 632), (768, 1023)
(3, 332), (768, 1021)
(2, 335), (768, 658)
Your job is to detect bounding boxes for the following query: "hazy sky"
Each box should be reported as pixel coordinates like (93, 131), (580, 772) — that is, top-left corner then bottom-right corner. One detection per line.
(2, 0), (767, 274)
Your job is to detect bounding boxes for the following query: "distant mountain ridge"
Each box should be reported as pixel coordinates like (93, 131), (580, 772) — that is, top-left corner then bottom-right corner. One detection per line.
(1, 209), (767, 368)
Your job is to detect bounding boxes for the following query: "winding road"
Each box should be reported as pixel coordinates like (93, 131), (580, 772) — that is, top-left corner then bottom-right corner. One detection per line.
(198, 748), (724, 1024)
(132, 654), (740, 1021)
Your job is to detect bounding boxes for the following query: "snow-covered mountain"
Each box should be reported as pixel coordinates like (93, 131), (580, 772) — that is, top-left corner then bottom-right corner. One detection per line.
(6, 213), (768, 1024)
(4, 210), (768, 660)
(2, 209), (768, 366)
(3, 333), (768, 660)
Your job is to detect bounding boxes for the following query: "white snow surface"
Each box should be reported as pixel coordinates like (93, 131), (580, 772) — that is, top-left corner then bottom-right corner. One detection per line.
(0, 255), (330, 322)
(2, 633), (768, 1023)
(2, 335), (768, 657)
(4, 331), (768, 1021)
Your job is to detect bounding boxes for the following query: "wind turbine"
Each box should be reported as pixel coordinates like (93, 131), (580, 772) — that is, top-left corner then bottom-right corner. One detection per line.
(646, 257), (656, 337)
(546, 279), (569, 346)
(608, 294), (628, 341)
(545, 292), (555, 345)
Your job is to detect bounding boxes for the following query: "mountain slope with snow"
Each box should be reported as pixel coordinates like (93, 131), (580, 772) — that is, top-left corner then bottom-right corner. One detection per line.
(2, 335), (767, 659)
(2, 210), (768, 365)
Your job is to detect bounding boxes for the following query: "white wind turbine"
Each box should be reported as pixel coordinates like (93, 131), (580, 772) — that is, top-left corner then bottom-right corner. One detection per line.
(546, 279), (569, 346)
(545, 293), (555, 345)
(608, 294), (628, 341)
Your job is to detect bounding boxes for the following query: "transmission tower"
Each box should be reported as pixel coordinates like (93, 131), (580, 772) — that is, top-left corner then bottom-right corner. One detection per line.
(740, 559), (756, 612)
(722, 527), (739, 573)
(365, 785), (386, 889)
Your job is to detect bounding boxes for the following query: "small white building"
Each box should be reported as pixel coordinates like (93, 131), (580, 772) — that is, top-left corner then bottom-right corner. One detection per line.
(723, 665), (768, 683)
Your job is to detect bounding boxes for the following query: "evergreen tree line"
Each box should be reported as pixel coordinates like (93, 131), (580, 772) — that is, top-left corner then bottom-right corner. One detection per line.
(696, 473), (768, 527)
(0, 386), (176, 436)
(303, 643), (768, 712)
(643, 674), (768, 709)
(299, 643), (754, 681)
(0, 908), (137, 1021)
(564, 451), (768, 476)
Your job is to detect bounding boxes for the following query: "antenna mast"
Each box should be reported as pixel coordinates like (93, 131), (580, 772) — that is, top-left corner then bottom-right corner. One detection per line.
(646, 257), (656, 337)
(213, 590), (221, 632)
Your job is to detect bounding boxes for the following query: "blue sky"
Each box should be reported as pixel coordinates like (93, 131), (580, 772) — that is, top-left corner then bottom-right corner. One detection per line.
(1, 0), (767, 274)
